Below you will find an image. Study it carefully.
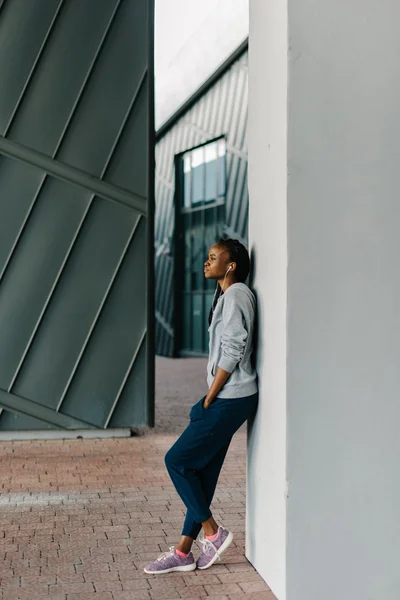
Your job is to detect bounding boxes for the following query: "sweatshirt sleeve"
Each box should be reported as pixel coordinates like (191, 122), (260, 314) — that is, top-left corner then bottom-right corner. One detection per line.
(218, 291), (249, 374)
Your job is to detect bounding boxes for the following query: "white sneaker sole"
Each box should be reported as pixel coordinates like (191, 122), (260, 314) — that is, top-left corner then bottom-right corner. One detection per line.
(144, 562), (196, 575)
(197, 530), (234, 570)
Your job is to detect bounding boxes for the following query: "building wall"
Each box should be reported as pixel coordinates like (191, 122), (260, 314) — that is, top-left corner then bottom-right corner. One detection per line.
(0, 0), (154, 432)
(286, 1), (400, 598)
(155, 50), (249, 356)
(248, 1), (400, 599)
(246, 1), (287, 597)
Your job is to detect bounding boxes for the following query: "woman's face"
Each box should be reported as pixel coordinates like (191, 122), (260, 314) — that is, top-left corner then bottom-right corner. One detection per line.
(204, 245), (232, 280)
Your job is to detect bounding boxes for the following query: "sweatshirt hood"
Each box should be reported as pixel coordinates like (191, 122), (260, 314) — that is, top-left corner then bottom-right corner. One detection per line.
(223, 282), (255, 306)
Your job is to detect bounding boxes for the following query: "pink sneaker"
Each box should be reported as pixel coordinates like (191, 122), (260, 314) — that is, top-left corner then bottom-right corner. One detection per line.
(196, 526), (233, 570)
(144, 546), (196, 574)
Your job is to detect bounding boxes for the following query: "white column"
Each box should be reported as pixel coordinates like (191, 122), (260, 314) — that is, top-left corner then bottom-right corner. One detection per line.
(246, 0), (288, 598)
(247, 1), (400, 599)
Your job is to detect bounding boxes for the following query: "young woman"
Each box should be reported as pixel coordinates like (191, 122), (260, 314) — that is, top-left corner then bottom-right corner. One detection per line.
(144, 238), (258, 574)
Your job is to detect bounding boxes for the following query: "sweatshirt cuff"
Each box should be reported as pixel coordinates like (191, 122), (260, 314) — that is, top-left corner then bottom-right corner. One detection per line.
(218, 355), (238, 374)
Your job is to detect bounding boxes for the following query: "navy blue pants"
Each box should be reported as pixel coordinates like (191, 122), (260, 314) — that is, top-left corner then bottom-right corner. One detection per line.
(164, 392), (258, 539)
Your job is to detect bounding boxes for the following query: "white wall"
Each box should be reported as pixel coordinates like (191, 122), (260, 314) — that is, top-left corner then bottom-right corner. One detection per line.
(248, 1), (400, 599)
(286, 1), (400, 598)
(246, 1), (287, 598)
(155, 0), (248, 128)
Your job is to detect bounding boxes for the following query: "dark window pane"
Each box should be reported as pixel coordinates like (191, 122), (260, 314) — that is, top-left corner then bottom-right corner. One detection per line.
(184, 214), (191, 291)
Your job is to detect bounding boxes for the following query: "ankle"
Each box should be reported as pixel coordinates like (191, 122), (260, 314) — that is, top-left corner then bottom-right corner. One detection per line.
(176, 542), (192, 554)
(202, 523), (219, 538)
(176, 534), (194, 555)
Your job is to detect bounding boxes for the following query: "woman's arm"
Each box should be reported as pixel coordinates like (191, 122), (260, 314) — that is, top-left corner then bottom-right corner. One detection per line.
(204, 292), (250, 408)
(203, 367), (231, 408)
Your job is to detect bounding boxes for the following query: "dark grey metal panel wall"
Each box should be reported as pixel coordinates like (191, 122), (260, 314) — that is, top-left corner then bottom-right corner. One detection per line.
(155, 50), (248, 357)
(0, 0), (154, 430)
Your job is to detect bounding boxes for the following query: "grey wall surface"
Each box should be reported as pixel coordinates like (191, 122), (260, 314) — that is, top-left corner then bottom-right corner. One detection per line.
(155, 49), (248, 356)
(248, 1), (400, 599)
(287, 2), (400, 598)
(0, 0), (154, 431)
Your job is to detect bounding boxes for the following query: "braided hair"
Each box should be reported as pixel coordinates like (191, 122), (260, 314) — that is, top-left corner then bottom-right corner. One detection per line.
(216, 238), (250, 283)
(208, 238), (251, 326)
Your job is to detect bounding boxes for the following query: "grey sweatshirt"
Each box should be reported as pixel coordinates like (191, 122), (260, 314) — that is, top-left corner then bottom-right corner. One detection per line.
(207, 282), (258, 398)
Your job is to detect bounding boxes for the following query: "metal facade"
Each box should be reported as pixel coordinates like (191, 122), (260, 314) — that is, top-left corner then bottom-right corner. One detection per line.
(0, 0), (154, 430)
(155, 47), (248, 357)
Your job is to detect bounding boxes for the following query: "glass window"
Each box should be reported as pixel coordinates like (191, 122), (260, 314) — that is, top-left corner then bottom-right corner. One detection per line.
(181, 139), (226, 209)
(179, 139), (226, 355)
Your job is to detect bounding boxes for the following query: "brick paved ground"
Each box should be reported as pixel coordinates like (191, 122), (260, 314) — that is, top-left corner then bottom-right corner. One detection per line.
(0, 357), (276, 600)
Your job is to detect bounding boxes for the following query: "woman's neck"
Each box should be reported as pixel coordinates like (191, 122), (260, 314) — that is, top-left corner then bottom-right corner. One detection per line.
(219, 279), (238, 293)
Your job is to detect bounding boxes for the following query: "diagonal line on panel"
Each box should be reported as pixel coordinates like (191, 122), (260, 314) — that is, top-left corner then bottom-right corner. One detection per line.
(6, 200), (94, 394)
(0, 0), (65, 422)
(155, 310), (174, 337)
(182, 118), (248, 161)
(55, 215), (142, 413)
(0, 136), (148, 215)
(3, 0), (66, 135)
(0, 0), (124, 288)
(96, 66), (148, 182)
(0, 388), (96, 429)
(7, 67), (148, 395)
(103, 328), (147, 429)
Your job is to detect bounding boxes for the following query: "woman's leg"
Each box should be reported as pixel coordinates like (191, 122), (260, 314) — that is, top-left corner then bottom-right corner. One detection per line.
(179, 441), (231, 545)
(164, 418), (229, 528)
(175, 518), (220, 554)
(166, 394), (258, 543)
(143, 394), (258, 573)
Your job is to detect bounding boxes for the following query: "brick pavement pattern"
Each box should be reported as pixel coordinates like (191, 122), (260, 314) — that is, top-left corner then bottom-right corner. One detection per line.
(0, 357), (277, 600)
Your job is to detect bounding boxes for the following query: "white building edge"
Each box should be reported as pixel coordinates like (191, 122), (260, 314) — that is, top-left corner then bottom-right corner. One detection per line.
(247, 1), (400, 599)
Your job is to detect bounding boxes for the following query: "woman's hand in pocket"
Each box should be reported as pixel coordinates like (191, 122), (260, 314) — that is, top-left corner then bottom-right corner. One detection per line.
(202, 395), (214, 409)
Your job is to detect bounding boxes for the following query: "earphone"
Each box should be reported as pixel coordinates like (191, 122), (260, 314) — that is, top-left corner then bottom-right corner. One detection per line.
(211, 264), (235, 321)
